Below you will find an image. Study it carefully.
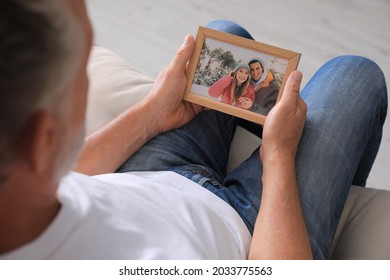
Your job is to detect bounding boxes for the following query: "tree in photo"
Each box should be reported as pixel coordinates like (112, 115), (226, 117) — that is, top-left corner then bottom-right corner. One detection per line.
(194, 42), (240, 87)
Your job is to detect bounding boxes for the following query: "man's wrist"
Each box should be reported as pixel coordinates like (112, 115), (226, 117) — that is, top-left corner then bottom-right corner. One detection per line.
(262, 148), (296, 166)
(262, 151), (297, 184)
(131, 97), (161, 141)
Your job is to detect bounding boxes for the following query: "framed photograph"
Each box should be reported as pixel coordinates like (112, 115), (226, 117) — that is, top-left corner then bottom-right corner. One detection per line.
(184, 26), (301, 124)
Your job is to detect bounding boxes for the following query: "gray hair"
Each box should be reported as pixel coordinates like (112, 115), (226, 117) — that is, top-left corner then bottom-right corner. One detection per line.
(0, 0), (84, 178)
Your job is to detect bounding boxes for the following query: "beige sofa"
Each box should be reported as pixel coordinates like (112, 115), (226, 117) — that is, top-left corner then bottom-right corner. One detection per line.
(86, 46), (390, 260)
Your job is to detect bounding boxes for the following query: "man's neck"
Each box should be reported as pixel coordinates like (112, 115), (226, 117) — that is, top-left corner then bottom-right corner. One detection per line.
(252, 78), (262, 85)
(0, 172), (60, 255)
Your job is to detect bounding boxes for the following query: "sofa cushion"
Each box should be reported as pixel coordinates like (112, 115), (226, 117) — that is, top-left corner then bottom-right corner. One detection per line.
(86, 46), (154, 135)
(87, 46), (390, 260)
(330, 186), (390, 259)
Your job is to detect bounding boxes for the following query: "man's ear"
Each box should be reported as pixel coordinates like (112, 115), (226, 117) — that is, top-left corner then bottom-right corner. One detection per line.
(17, 111), (60, 175)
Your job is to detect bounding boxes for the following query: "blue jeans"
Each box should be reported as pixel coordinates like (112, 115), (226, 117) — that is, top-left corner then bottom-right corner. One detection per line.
(117, 20), (388, 259)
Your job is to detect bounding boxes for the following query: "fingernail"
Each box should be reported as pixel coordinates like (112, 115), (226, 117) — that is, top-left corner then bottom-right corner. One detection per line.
(183, 35), (191, 45)
(290, 71), (303, 83)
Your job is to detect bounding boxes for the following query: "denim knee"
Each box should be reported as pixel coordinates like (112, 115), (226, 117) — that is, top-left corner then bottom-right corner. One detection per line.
(326, 55), (386, 88)
(205, 19), (254, 40)
(310, 55), (387, 115)
(331, 55), (388, 124)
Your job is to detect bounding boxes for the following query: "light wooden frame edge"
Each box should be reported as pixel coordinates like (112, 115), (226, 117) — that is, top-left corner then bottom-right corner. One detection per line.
(184, 26), (301, 124)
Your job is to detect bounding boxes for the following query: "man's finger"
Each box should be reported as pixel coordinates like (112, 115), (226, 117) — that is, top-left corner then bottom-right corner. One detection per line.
(170, 34), (195, 69)
(281, 71), (303, 101)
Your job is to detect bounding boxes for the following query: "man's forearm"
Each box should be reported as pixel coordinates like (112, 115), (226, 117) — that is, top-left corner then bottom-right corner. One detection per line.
(248, 153), (312, 259)
(74, 99), (158, 175)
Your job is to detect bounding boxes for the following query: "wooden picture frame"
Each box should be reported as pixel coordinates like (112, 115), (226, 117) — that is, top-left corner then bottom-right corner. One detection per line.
(184, 26), (301, 124)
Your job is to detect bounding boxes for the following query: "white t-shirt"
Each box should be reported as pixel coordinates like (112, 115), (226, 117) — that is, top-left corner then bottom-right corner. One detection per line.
(2, 171), (251, 259)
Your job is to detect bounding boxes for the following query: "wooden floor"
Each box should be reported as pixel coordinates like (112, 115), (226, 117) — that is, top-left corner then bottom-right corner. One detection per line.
(86, 0), (390, 190)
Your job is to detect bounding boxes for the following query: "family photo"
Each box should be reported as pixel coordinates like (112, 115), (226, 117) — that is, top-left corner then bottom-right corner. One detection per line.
(186, 27), (301, 123)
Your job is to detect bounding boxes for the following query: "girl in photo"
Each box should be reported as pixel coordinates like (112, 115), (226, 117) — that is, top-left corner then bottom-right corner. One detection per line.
(208, 63), (254, 109)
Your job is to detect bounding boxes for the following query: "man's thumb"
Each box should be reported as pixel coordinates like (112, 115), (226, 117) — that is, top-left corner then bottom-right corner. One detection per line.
(282, 70), (302, 101)
(171, 34), (194, 68)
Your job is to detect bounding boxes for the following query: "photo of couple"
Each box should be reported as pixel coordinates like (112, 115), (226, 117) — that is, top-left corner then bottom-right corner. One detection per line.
(185, 28), (301, 124)
(208, 58), (280, 115)
(189, 36), (288, 117)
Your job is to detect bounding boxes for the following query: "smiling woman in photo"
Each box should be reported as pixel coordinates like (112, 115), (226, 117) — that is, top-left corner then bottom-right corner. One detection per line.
(208, 63), (254, 110)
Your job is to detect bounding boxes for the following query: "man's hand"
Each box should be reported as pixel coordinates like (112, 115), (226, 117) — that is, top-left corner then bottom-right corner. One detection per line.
(75, 35), (202, 175)
(237, 96), (253, 109)
(249, 71), (312, 260)
(145, 35), (203, 135)
(260, 71), (307, 163)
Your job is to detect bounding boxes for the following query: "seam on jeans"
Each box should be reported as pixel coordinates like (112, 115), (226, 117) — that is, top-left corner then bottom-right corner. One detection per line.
(171, 165), (223, 188)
